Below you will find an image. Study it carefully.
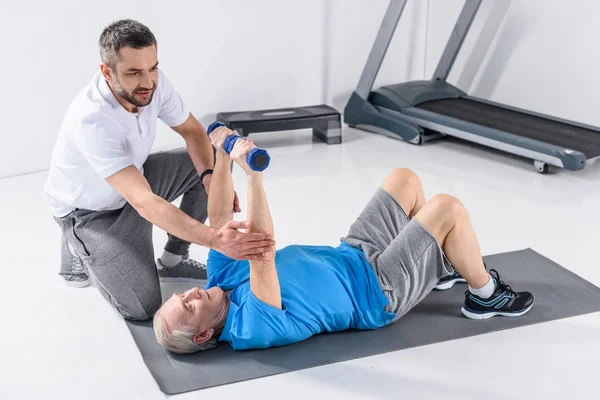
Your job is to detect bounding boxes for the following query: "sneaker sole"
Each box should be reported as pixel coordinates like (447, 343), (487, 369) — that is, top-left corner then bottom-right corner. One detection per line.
(435, 278), (467, 291)
(461, 300), (535, 320)
(63, 279), (91, 288)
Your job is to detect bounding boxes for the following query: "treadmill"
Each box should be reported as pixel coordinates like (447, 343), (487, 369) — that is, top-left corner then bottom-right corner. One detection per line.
(344, 0), (600, 173)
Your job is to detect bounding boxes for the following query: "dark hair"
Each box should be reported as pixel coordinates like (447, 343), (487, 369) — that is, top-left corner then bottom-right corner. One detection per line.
(99, 19), (157, 68)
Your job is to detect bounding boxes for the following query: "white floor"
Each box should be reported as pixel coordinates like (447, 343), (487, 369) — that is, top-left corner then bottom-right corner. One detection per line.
(2, 127), (600, 399)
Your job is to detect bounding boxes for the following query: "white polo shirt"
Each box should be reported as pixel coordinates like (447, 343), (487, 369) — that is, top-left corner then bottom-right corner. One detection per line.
(44, 69), (190, 217)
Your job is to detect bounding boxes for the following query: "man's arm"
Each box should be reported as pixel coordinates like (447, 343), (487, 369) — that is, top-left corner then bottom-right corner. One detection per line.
(207, 149), (235, 230)
(229, 138), (281, 310)
(74, 115), (217, 248)
(171, 113), (241, 212)
(157, 70), (214, 189)
(105, 165), (274, 260)
(170, 113), (214, 183)
(247, 173), (281, 309)
(106, 166), (214, 246)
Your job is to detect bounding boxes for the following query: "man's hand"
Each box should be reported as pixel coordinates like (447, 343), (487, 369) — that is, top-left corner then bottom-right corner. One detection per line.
(209, 126), (236, 155)
(230, 138), (259, 176)
(212, 220), (274, 260)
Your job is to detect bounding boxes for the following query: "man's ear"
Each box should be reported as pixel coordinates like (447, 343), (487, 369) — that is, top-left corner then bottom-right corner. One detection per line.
(100, 63), (113, 81)
(192, 328), (214, 344)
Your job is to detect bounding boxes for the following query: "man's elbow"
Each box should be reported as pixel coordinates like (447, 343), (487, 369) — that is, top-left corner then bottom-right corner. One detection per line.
(131, 192), (159, 221)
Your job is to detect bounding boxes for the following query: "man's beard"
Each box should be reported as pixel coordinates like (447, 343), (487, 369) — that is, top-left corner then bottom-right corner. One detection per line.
(113, 76), (155, 108)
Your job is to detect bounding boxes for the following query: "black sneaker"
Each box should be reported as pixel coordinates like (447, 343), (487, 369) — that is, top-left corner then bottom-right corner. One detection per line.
(157, 254), (208, 283)
(435, 268), (466, 290)
(59, 239), (90, 288)
(461, 269), (534, 320)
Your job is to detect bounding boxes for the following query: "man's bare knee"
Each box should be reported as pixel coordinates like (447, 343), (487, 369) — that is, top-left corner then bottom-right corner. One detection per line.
(385, 168), (420, 188)
(381, 168), (423, 211)
(415, 194), (466, 245)
(429, 194), (466, 220)
(380, 168), (423, 216)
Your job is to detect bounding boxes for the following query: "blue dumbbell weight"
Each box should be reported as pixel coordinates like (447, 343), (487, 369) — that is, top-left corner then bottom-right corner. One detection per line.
(207, 122), (270, 171)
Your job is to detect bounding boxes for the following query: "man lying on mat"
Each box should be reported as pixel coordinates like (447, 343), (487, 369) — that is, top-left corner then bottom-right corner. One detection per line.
(153, 126), (535, 354)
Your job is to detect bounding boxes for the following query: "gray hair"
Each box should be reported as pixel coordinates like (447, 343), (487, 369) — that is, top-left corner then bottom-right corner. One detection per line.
(153, 311), (218, 354)
(99, 19), (157, 68)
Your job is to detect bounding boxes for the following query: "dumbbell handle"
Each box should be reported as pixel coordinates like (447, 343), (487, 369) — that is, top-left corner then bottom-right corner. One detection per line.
(206, 122), (270, 171)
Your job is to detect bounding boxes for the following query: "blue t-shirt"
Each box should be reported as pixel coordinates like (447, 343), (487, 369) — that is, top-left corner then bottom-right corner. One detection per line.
(205, 242), (395, 350)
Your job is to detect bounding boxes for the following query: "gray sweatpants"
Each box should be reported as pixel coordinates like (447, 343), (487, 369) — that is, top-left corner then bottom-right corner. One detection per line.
(54, 149), (208, 321)
(341, 188), (453, 321)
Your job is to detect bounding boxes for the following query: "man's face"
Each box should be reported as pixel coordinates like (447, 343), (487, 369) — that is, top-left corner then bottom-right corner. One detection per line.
(160, 286), (227, 339)
(107, 45), (159, 108)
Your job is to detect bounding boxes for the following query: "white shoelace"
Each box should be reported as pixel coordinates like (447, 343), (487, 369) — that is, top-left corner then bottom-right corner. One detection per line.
(181, 256), (207, 270)
(71, 255), (86, 274)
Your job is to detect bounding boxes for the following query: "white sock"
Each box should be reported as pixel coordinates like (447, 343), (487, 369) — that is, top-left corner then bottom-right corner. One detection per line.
(160, 250), (183, 268)
(469, 274), (496, 299)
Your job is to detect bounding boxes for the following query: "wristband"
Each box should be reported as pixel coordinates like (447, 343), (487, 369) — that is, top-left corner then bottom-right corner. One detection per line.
(200, 169), (213, 185)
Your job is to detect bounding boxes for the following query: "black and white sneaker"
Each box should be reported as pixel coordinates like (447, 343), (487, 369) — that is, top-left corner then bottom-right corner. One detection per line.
(435, 269), (466, 290)
(461, 269), (534, 320)
(157, 254), (208, 283)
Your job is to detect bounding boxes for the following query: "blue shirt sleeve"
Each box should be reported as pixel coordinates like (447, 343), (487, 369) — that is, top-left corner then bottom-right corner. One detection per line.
(229, 291), (295, 350)
(206, 250), (250, 290)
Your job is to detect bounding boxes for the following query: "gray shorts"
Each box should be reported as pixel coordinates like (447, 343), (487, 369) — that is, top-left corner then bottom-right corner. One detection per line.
(341, 188), (453, 320)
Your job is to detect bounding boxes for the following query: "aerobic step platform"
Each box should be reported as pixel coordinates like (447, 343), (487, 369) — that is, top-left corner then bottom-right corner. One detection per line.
(216, 105), (342, 144)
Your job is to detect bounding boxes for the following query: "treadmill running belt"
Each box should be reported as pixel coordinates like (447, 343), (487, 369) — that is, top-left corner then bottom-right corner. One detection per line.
(418, 98), (600, 158)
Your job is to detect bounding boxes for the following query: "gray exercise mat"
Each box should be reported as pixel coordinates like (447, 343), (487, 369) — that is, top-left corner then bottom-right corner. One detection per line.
(125, 248), (600, 395)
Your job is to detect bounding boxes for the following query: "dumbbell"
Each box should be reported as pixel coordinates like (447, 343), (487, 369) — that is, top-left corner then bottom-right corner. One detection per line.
(206, 122), (270, 171)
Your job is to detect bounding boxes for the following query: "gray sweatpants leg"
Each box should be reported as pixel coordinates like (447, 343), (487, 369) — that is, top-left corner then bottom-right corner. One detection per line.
(55, 149), (208, 321)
